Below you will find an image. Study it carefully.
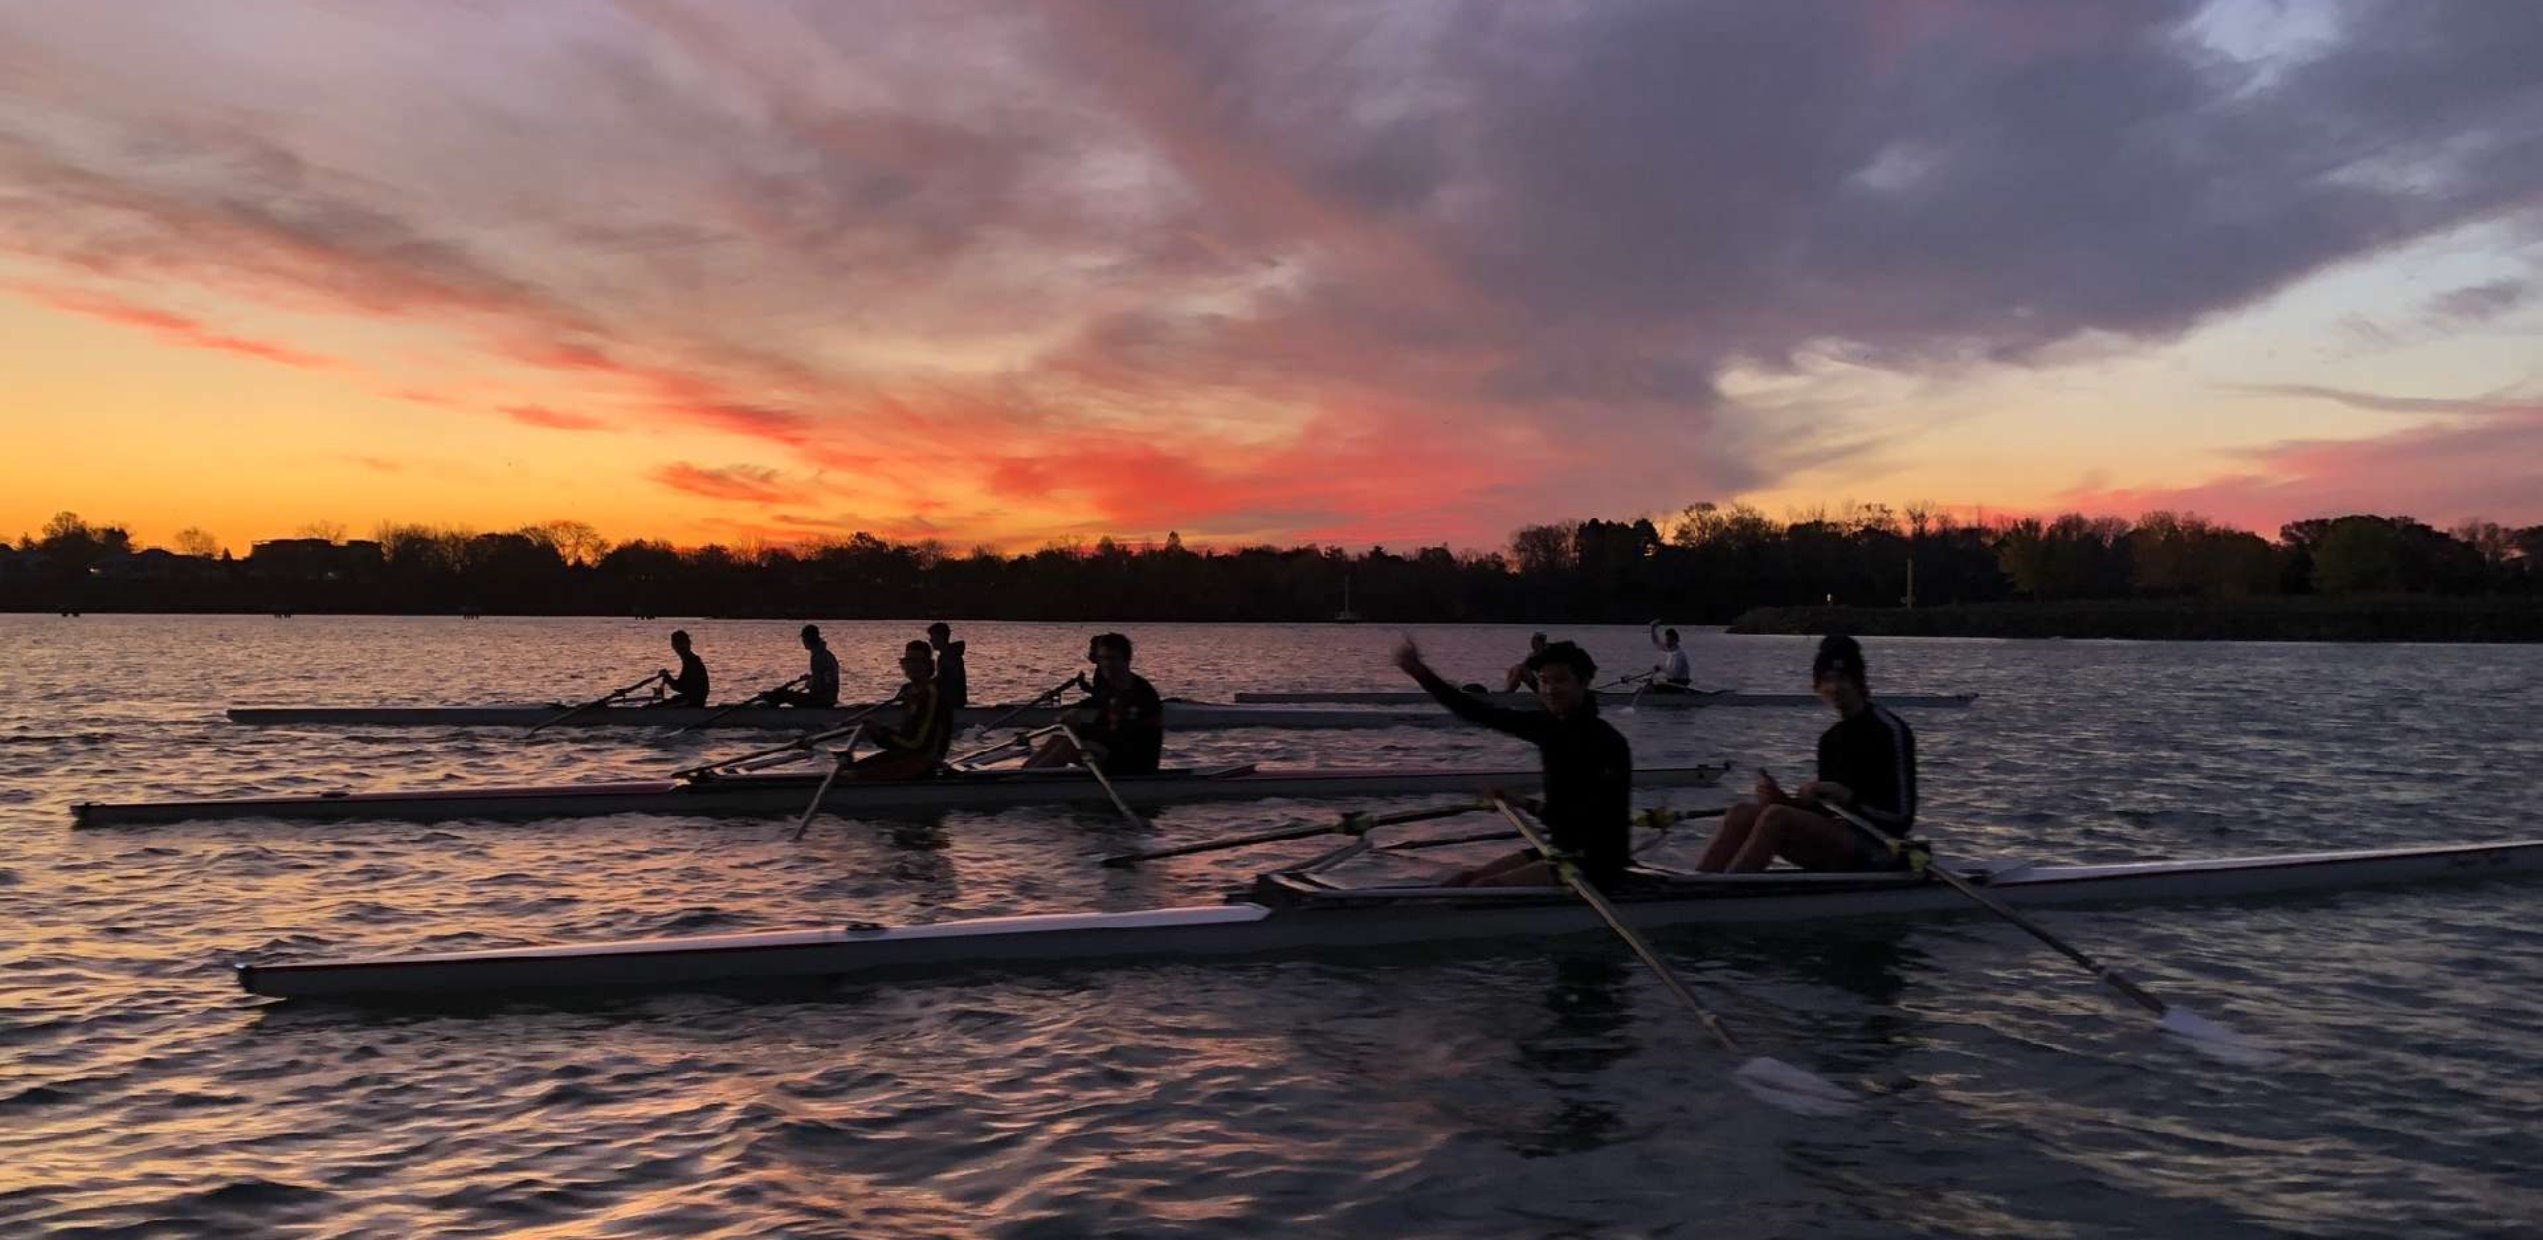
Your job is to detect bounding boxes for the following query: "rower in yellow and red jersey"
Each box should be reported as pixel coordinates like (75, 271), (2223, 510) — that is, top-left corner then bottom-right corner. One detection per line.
(847, 641), (954, 780)
(1025, 632), (1164, 775)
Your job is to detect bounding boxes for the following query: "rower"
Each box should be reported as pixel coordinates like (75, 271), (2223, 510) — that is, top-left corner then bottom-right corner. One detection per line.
(927, 621), (968, 709)
(650, 630), (710, 709)
(1023, 632), (1163, 775)
(1502, 631), (1549, 692)
(1694, 634), (1916, 873)
(1395, 636), (1631, 888)
(1648, 621), (1693, 692)
(842, 641), (954, 780)
(767, 624), (841, 708)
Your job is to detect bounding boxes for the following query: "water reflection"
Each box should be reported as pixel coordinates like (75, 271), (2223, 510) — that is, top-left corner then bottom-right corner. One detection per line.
(1505, 953), (1638, 1157)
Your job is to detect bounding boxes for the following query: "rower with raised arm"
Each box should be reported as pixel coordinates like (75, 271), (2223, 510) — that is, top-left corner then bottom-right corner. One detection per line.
(927, 621), (968, 709)
(1024, 632), (1163, 775)
(1395, 635), (1632, 887)
(766, 624), (840, 708)
(842, 641), (954, 780)
(1694, 634), (1916, 873)
(649, 630), (710, 709)
(1502, 631), (1550, 692)
(1647, 621), (1693, 692)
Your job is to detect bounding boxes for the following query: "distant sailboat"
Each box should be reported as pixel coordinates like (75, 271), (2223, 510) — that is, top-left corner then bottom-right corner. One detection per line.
(1334, 575), (1361, 623)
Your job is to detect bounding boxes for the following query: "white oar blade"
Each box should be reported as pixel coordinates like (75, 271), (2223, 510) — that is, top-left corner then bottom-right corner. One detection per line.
(2156, 1007), (2281, 1067)
(1732, 1056), (1858, 1118)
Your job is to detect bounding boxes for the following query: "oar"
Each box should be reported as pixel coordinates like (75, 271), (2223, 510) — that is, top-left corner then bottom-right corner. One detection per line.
(672, 708), (887, 780)
(943, 724), (1061, 771)
(672, 675), (809, 736)
(1379, 805), (1730, 855)
(1487, 794), (1857, 1116)
(969, 676), (1085, 735)
(1816, 801), (2276, 1065)
(1057, 723), (1153, 831)
(1100, 802), (1487, 867)
(789, 725), (865, 840)
(528, 672), (664, 735)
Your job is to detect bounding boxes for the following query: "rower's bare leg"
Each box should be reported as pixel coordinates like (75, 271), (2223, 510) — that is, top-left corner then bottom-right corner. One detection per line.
(1696, 801), (1764, 872)
(1022, 735), (1080, 768)
(1726, 805), (1864, 872)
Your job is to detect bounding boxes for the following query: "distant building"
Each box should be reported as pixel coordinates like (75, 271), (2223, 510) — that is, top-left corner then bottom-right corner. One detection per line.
(91, 549), (222, 582)
(247, 539), (385, 582)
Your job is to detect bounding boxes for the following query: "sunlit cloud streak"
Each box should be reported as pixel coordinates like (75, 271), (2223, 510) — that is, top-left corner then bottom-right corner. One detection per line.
(2, 1), (2540, 545)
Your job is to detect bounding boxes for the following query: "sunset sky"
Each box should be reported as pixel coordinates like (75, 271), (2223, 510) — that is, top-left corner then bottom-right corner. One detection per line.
(4, 1), (2539, 554)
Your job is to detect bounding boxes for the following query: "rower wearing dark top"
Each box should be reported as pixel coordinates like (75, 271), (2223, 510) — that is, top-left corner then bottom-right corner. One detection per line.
(767, 624), (841, 708)
(1695, 634), (1917, 872)
(848, 641), (953, 779)
(1024, 632), (1164, 775)
(1501, 631), (1549, 692)
(927, 622), (968, 709)
(650, 630), (710, 709)
(1395, 635), (1633, 888)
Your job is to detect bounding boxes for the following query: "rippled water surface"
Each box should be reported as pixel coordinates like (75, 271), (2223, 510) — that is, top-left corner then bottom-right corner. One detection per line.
(3, 616), (2540, 1237)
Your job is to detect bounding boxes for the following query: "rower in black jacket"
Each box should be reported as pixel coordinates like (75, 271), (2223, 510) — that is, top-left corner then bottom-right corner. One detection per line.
(1394, 636), (1633, 887)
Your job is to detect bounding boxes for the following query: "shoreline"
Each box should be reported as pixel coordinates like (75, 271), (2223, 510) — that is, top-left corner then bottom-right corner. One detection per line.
(1728, 597), (2543, 642)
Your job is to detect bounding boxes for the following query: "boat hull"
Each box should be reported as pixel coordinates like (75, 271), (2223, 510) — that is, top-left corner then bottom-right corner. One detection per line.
(74, 764), (1731, 827)
(225, 703), (1457, 730)
(237, 839), (2543, 1000)
(1234, 690), (1978, 709)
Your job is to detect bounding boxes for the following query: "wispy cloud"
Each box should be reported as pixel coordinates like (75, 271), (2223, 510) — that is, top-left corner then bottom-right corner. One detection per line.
(501, 404), (613, 432)
(651, 462), (808, 504)
(5, 281), (342, 371)
(3, 1), (2541, 544)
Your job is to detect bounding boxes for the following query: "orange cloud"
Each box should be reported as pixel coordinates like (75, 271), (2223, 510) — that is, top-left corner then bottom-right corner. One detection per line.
(501, 404), (612, 432)
(6, 282), (342, 371)
(650, 462), (807, 504)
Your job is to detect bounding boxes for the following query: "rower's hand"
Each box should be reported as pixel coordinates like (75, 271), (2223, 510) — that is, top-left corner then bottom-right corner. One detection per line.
(1391, 636), (1426, 675)
(1799, 780), (1850, 807)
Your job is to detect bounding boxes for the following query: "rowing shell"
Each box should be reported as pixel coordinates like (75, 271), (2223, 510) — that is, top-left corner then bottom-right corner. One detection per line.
(72, 763), (1733, 828)
(1233, 690), (1979, 708)
(237, 839), (2543, 1000)
(224, 702), (1458, 730)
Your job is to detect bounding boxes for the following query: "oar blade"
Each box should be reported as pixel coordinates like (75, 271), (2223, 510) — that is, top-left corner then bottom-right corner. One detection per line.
(2155, 1007), (2280, 1067)
(1732, 1056), (1859, 1118)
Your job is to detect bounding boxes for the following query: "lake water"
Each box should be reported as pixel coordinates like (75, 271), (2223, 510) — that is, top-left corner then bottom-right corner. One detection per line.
(2, 616), (2539, 1237)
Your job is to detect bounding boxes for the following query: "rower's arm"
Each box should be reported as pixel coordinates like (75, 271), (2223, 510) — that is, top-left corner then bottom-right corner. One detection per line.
(1406, 661), (1545, 741)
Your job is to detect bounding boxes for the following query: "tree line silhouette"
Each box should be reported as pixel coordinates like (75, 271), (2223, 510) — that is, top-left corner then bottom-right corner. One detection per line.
(6, 505), (2538, 622)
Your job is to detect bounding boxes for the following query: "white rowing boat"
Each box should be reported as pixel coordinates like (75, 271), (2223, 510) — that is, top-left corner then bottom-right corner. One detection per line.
(1234, 689), (1978, 708)
(224, 702), (1458, 730)
(237, 839), (2543, 1000)
(72, 763), (1734, 827)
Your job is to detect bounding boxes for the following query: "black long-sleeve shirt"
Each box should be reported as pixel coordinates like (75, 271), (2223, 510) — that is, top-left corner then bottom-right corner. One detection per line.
(1817, 704), (1916, 837)
(1408, 664), (1633, 880)
(666, 650), (709, 708)
(1073, 671), (1163, 775)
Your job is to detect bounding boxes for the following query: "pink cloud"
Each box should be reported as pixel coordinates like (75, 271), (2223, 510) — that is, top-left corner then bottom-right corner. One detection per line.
(2062, 415), (2543, 531)
(650, 462), (806, 505)
(501, 404), (612, 432)
(6, 281), (342, 370)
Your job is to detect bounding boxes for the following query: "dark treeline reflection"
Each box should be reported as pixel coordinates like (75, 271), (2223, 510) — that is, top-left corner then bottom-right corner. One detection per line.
(6, 505), (2539, 621)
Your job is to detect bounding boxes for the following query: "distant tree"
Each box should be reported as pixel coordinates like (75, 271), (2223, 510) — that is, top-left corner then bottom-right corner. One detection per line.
(296, 520), (347, 544)
(171, 527), (222, 558)
(523, 520), (610, 567)
(2311, 517), (2403, 594)
(1509, 522), (1578, 575)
